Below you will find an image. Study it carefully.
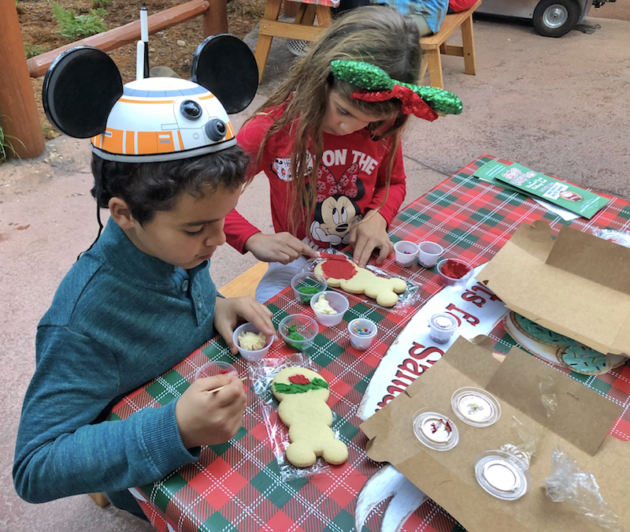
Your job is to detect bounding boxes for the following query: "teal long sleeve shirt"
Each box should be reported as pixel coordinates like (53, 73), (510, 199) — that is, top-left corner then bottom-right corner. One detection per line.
(13, 218), (219, 516)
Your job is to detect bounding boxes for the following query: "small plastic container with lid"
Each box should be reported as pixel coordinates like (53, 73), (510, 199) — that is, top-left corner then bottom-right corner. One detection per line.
(348, 318), (377, 350)
(418, 242), (443, 268)
(394, 241), (418, 267)
(412, 410), (459, 451)
(233, 322), (274, 362)
(474, 450), (530, 500)
(310, 291), (349, 327)
(429, 312), (458, 344)
(451, 387), (501, 428)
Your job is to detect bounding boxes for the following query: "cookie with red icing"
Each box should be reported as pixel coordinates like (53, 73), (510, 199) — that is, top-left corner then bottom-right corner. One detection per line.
(314, 259), (406, 307)
(272, 367), (348, 467)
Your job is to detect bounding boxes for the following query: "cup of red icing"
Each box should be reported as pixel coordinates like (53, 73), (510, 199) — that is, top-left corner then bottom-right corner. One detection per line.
(436, 258), (473, 287)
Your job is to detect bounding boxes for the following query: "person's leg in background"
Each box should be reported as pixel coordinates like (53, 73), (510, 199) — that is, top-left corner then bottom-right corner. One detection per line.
(410, 13), (433, 36)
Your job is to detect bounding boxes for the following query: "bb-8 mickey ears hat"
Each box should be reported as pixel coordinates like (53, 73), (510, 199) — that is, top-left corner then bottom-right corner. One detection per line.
(42, 34), (258, 163)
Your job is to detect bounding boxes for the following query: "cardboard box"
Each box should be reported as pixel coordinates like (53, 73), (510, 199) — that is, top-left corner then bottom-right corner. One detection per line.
(476, 220), (630, 356)
(361, 337), (628, 532)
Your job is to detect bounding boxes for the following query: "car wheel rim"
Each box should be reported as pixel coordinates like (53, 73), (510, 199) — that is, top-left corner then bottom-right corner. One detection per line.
(543, 5), (569, 28)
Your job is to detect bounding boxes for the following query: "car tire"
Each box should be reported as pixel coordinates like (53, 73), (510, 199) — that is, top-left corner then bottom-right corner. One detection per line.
(533, 0), (581, 37)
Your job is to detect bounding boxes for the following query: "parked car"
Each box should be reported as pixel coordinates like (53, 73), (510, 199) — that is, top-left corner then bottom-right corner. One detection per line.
(477, 0), (616, 37)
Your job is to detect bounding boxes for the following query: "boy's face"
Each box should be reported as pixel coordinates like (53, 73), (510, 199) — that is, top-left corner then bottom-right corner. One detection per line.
(121, 185), (240, 270)
(322, 88), (387, 137)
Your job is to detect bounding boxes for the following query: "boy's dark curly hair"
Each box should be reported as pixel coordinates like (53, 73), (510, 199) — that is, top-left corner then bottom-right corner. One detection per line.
(90, 144), (249, 225)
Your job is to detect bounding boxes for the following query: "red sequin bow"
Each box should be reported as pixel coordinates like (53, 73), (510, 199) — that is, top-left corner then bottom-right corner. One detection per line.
(352, 85), (438, 122)
(316, 163), (359, 201)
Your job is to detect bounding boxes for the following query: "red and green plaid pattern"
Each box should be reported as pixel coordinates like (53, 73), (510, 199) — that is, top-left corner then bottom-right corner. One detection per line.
(111, 155), (630, 532)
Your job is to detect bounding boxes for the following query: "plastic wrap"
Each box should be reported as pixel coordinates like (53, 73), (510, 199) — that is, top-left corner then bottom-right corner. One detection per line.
(545, 446), (620, 531)
(539, 375), (558, 418)
(499, 416), (542, 469)
(303, 249), (420, 315)
(248, 353), (345, 481)
(592, 227), (630, 248)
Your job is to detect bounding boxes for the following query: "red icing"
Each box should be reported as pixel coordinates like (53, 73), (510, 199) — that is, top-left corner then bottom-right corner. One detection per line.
(440, 259), (471, 279)
(321, 259), (358, 281)
(289, 374), (310, 385)
(319, 253), (347, 262)
(218, 369), (231, 375)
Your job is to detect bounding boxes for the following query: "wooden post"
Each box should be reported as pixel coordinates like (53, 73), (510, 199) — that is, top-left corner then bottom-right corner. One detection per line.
(0, 0), (45, 159)
(203, 0), (228, 37)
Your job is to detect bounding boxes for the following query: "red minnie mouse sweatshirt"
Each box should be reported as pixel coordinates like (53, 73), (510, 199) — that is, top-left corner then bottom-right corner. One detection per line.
(224, 108), (407, 253)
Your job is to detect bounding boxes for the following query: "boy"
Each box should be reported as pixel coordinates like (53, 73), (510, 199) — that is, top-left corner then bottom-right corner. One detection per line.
(13, 42), (272, 520)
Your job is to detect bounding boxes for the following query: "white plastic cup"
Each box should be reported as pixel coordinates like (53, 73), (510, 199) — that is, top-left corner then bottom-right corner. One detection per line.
(233, 322), (274, 362)
(418, 242), (444, 268)
(429, 313), (458, 344)
(278, 314), (319, 351)
(310, 291), (349, 327)
(394, 241), (418, 267)
(195, 361), (237, 381)
(348, 318), (377, 350)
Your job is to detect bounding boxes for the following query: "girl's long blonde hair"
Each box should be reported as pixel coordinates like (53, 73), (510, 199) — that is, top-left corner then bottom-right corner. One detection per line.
(248, 6), (421, 235)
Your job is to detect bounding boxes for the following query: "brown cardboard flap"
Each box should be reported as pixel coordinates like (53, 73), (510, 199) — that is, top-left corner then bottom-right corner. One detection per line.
(546, 225), (630, 296)
(360, 338), (630, 532)
(477, 220), (630, 355)
(486, 346), (620, 456)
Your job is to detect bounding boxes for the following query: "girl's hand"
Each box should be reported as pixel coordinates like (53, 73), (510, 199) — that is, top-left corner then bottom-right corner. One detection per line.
(176, 374), (247, 448)
(244, 232), (319, 264)
(348, 211), (394, 268)
(213, 296), (275, 354)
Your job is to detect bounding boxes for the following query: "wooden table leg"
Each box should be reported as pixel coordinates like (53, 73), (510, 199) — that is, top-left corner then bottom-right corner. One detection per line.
(426, 49), (444, 89)
(254, 0), (282, 83)
(461, 14), (476, 76)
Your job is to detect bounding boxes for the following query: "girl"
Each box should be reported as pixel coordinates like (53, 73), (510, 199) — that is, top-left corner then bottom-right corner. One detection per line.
(225, 6), (462, 302)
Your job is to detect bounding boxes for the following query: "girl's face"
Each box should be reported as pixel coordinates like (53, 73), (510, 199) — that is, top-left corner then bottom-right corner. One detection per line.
(119, 185), (240, 270)
(322, 88), (387, 136)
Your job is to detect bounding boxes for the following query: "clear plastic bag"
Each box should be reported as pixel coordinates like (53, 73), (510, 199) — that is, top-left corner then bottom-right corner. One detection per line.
(545, 446), (620, 531)
(592, 228), (630, 248)
(248, 353), (344, 482)
(303, 249), (420, 315)
(499, 416), (542, 469)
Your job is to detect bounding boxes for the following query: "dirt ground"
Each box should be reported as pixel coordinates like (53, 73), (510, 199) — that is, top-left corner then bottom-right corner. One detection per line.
(17, 0), (266, 139)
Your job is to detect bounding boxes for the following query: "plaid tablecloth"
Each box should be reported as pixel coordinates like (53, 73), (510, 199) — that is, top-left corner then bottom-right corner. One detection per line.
(111, 154), (630, 532)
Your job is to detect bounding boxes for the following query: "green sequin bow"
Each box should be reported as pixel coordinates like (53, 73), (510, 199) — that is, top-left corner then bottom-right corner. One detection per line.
(330, 60), (463, 120)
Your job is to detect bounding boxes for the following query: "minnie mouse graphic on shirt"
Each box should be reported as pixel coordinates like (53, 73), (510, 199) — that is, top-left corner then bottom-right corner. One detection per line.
(310, 163), (365, 246)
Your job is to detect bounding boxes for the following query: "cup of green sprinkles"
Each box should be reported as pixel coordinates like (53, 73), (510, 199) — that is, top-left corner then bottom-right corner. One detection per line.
(278, 314), (319, 351)
(291, 272), (328, 304)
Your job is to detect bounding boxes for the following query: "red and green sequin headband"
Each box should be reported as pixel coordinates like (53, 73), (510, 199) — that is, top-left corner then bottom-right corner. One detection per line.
(330, 60), (463, 122)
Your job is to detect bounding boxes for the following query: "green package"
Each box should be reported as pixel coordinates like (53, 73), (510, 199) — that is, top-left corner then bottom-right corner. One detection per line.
(473, 160), (610, 219)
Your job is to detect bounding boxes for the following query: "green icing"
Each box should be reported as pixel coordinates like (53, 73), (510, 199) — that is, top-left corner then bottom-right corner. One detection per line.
(273, 377), (329, 394)
(513, 313), (574, 347)
(561, 345), (610, 374)
(297, 286), (320, 303)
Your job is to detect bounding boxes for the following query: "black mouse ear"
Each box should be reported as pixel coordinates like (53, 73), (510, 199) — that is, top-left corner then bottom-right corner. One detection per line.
(191, 34), (258, 114)
(43, 46), (123, 139)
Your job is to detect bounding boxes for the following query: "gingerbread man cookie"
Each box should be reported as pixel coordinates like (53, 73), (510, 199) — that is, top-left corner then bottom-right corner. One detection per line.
(314, 256), (407, 307)
(272, 367), (348, 468)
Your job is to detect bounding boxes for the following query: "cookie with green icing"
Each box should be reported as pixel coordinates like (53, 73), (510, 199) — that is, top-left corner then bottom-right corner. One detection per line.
(512, 313), (574, 347)
(558, 345), (611, 375)
(272, 367), (347, 468)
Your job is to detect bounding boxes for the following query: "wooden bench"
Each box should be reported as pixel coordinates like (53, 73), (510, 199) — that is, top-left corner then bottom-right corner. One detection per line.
(87, 262), (268, 509)
(253, 0), (481, 88)
(419, 0), (481, 89)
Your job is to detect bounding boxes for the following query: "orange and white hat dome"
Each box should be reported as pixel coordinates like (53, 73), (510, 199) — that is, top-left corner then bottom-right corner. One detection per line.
(42, 34), (258, 163)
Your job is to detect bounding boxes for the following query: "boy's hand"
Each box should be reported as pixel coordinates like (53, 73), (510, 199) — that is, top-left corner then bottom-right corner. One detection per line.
(176, 374), (247, 448)
(214, 297), (275, 354)
(348, 211), (394, 268)
(244, 232), (319, 264)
